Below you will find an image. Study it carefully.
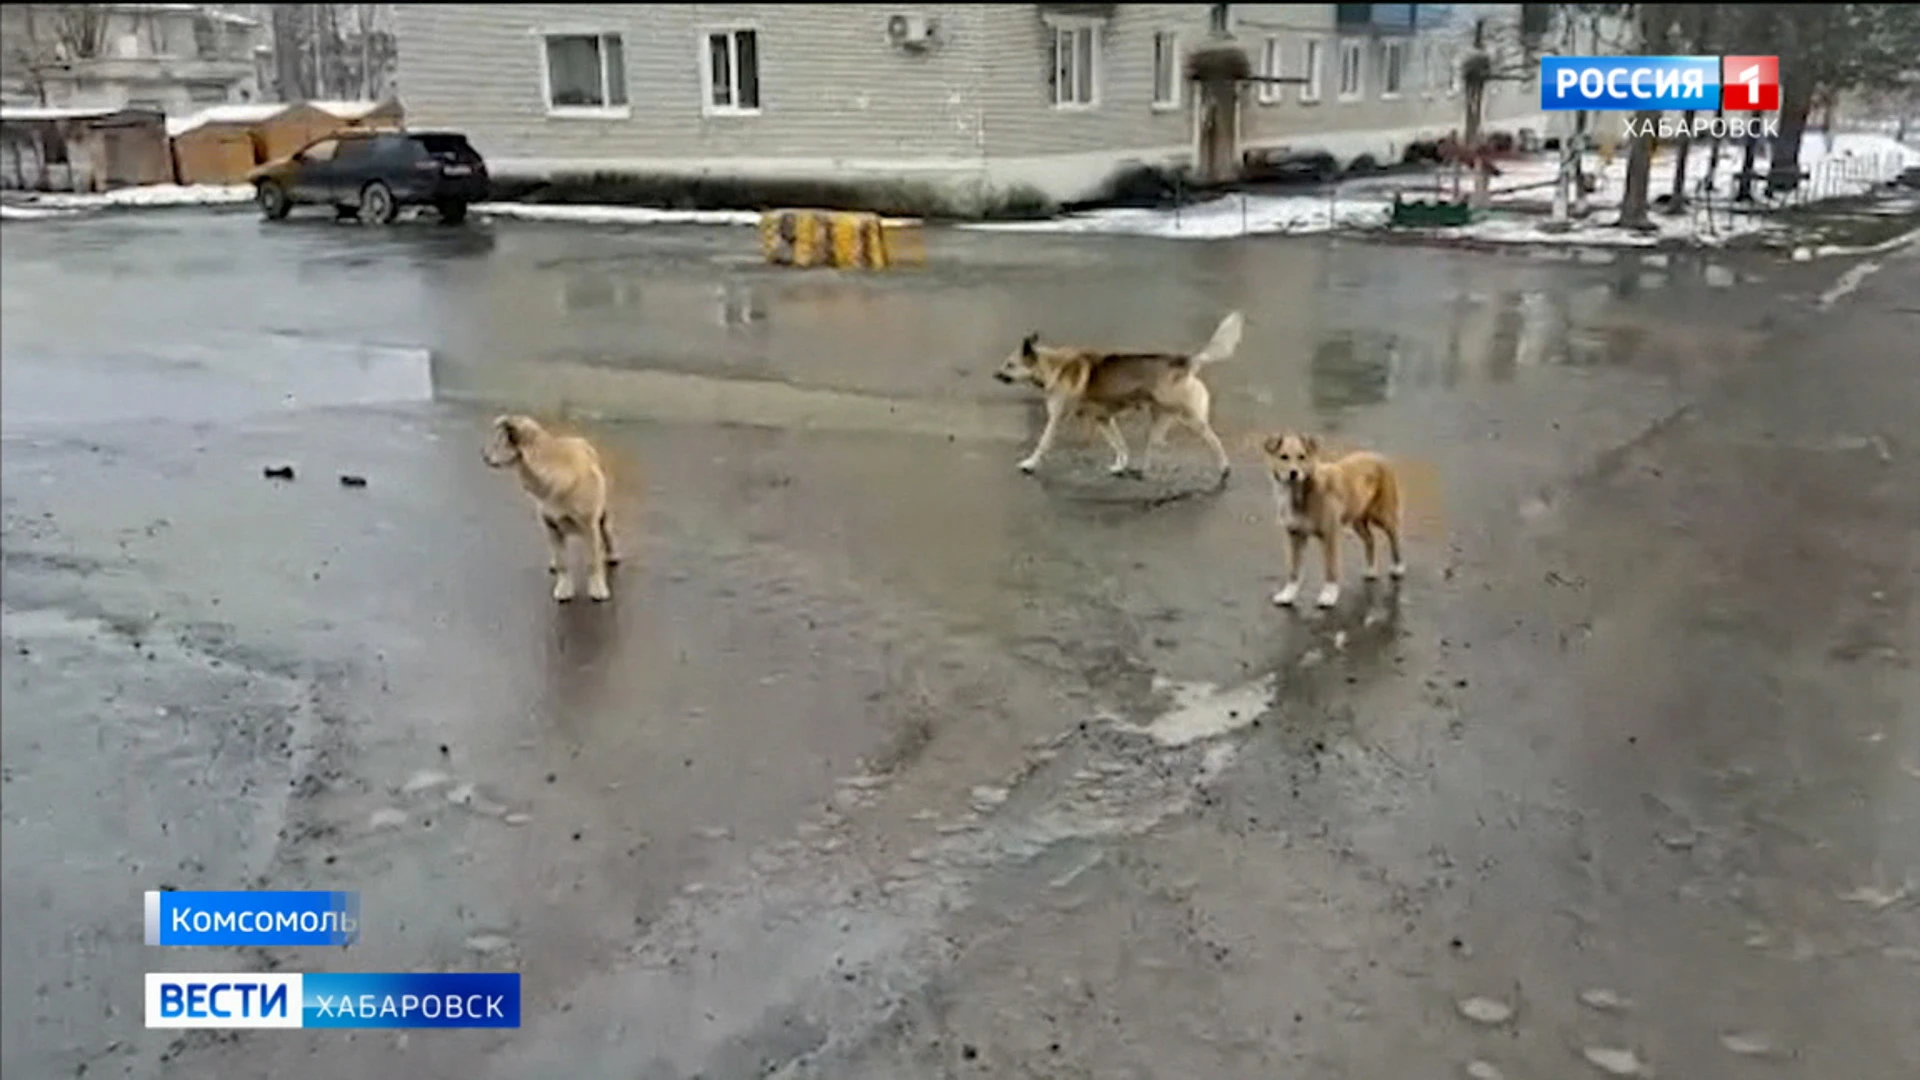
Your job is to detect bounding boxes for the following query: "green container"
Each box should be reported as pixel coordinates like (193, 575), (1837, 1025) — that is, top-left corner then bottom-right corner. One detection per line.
(1391, 198), (1475, 228)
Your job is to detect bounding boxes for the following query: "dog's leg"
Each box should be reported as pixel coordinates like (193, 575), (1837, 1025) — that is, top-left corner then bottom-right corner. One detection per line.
(584, 514), (612, 602)
(1383, 517), (1407, 579)
(1316, 531), (1342, 608)
(1140, 412), (1177, 476)
(598, 513), (621, 567)
(1018, 396), (1069, 474)
(1097, 418), (1135, 476)
(1273, 529), (1308, 607)
(1188, 417), (1233, 486)
(546, 516), (577, 603)
(1357, 520), (1380, 580)
(541, 515), (572, 594)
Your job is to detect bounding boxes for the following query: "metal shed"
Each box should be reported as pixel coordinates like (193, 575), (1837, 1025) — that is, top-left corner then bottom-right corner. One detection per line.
(1, 106), (174, 193)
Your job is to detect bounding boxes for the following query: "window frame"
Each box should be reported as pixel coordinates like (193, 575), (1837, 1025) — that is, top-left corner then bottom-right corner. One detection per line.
(1151, 30), (1181, 111)
(1337, 38), (1364, 102)
(537, 29), (630, 119)
(700, 25), (763, 117)
(1257, 36), (1282, 105)
(1050, 19), (1101, 110)
(1300, 37), (1323, 103)
(1381, 39), (1406, 99)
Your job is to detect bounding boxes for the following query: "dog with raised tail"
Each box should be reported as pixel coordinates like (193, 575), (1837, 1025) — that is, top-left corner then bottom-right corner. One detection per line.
(483, 414), (620, 603)
(993, 310), (1244, 484)
(1262, 431), (1405, 609)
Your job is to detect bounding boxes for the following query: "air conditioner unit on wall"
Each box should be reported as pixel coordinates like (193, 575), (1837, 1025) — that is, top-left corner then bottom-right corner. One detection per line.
(886, 13), (937, 51)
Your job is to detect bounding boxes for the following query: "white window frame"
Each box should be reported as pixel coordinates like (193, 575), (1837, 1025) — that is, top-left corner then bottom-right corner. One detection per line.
(536, 29), (629, 120)
(1420, 41), (1436, 97)
(1446, 46), (1461, 96)
(1151, 30), (1180, 111)
(1381, 39), (1406, 99)
(1050, 18), (1100, 110)
(1337, 39), (1363, 101)
(700, 26), (762, 117)
(1299, 37), (1323, 103)
(1257, 36), (1281, 105)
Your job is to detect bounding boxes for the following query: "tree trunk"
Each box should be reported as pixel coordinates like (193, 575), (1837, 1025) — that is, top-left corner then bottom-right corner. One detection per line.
(1618, 110), (1659, 228)
(1463, 78), (1487, 208)
(1734, 135), (1758, 202)
(1703, 104), (1724, 200)
(1667, 109), (1694, 210)
(1768, 75), (1816, 196)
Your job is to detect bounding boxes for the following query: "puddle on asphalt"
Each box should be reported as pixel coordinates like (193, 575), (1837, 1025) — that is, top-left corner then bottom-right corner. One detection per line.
(1134, 675), (1279, 747)
(0, 334), (434, 428)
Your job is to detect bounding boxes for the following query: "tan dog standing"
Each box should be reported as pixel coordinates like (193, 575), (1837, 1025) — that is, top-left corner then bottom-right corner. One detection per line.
(1263, 432), (1405, 609)
(482, 414), (619, 602)
(994, 311), (1243, 484)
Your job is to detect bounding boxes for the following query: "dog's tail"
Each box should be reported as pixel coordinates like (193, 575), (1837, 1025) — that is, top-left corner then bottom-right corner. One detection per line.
(1190, 310), (1245, 368)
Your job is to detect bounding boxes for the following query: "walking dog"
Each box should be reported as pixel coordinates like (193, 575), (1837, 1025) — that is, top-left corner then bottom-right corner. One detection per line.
(993, 311), (1244, 483)
(1262, 431), (1405, 609)
(482, 414), (620, 603)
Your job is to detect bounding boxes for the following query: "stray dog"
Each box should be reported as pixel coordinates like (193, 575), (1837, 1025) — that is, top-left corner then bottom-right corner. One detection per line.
(994, 311), (1244, 483)
(482, 414), (620, 602)
(1262, 431), (1405, 609)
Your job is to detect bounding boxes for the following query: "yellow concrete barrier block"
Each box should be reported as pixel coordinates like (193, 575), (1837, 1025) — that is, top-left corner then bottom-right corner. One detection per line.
(761, 208), (909, 270)
(881, 221), (926, 267)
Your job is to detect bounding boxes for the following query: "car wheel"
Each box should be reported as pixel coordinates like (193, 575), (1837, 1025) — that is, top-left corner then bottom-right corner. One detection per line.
(361, 181), (398, 225)
(435, 200), (468, 225)
(257, 182), (291, 221)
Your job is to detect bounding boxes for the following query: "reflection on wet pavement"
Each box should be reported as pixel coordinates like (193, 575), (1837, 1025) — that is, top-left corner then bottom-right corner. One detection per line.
(2, 210), (1913, 1080)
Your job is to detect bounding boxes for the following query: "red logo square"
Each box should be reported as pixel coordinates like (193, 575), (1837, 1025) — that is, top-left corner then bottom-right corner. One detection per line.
(1722, 56), (1780, 112)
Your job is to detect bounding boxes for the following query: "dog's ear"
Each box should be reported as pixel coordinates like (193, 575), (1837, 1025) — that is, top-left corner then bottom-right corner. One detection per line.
(1301, 434), (1320, 456)
(496, 416), (521, 446)
(1261, 433), (1284, 456)
(1020, 333), (1039, 359)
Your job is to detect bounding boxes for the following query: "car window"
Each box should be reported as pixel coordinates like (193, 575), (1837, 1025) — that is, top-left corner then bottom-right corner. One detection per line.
(334, 138), (376, 163)
(302, 139), (339, 163)
(412, 134), (478, 160)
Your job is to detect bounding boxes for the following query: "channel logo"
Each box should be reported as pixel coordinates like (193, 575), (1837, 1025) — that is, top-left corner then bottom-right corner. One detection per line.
(145, 973), (521, 1029)
(1540, 55), (1781, 113)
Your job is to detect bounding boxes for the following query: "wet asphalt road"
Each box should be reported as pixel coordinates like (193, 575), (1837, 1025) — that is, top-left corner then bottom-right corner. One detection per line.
(2, 208), (1917, 1080)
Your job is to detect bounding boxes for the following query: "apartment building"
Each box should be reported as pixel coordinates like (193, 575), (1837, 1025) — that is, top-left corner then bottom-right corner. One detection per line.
(392, 3), (1559, 214)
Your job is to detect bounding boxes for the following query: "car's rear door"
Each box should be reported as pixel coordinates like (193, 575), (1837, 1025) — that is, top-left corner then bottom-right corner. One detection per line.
(327, 136), (380, 204)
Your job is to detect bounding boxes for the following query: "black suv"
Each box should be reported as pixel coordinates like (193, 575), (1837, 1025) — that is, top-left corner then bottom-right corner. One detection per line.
(250, 130), (489, 225)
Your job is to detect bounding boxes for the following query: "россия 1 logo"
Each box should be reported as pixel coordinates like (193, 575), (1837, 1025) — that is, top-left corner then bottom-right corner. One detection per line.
(1541, 54), (1781, 113)
(1721, 55), (1780, 111)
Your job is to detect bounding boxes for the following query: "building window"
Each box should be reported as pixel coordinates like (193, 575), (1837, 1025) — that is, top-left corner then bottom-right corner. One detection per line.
(1338, 39), (1363, 100)
(1151, 31), (1179, 109)
(1421, 41), (1436, 94)
(192, 15), (219, 59)
(1300, 38), (1322, 103)
(543, 32), (627, 112)
(1382, 40), (1405, 98)
(1257, 36), (1281, 104)
(1052, 23), (1098, 108)
(703, 28), (761, 114)
(1209, 4), (1232, 37)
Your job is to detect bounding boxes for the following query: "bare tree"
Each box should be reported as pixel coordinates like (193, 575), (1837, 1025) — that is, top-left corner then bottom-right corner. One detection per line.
(3, 3), (112, 103)
(1432, 5), (1553, 209)
(263, 3), (395, 102)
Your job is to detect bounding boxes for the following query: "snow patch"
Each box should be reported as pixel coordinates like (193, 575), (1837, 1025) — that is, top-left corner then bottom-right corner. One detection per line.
(965, 193), (1392, 241)
(13, 184), (253, 211)
(471, 202), (923, 229)
(0, 204), (83, 221)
